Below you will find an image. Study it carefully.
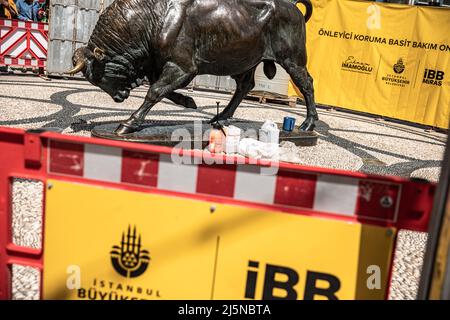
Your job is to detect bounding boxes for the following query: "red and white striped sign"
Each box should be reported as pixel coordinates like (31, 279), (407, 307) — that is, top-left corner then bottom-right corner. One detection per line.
(0, 18), (48, 68)
(48, 140), (401, 223)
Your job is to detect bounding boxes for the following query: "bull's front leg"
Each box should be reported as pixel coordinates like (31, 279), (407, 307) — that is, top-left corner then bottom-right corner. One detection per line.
(148, 72), (197, 109)
(115, 62), (196, 135)
(167, 92), (197, 109)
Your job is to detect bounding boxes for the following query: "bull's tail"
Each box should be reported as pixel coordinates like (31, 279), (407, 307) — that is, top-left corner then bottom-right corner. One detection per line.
(295, 0), (313, 23)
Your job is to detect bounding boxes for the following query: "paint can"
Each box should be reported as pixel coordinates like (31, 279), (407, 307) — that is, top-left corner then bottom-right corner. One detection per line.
(283, 117), (296, 132)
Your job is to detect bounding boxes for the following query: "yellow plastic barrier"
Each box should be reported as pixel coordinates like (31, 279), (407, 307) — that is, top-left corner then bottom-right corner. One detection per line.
(43, 180), (394, 300)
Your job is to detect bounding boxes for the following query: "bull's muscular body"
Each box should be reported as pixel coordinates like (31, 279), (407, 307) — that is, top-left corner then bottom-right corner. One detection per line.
(69, 0), (318, 134)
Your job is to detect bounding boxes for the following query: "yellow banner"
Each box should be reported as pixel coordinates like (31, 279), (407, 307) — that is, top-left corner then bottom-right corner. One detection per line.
(290, 0), (450, 129)
(43, 180), (395, 300)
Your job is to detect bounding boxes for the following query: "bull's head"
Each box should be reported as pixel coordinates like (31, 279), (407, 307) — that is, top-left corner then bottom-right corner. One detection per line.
(65, 46), (131, 103)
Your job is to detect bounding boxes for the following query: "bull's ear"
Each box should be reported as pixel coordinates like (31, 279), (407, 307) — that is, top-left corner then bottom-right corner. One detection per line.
(93, 47), (106, 61)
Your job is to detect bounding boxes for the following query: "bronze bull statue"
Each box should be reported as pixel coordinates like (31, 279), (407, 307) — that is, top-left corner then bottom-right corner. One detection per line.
(66, 0), (318, 135)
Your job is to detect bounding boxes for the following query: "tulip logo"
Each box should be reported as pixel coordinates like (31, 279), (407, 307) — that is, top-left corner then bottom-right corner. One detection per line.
(110, 226), (151, 278)
(393, 58), (405, 74)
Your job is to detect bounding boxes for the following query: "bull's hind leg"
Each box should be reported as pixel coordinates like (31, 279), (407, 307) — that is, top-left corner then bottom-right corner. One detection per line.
(208, 68), (256, 123)
(282, 62), (318, 131)
(115, 62), (195, 135)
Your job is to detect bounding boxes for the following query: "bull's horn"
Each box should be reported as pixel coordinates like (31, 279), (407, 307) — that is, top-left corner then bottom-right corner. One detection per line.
(64, 61), (86, 75)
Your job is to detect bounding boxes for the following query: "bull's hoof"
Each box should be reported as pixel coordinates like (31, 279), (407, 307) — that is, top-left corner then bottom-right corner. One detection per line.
(299, 118), (317, 132)
(184, 97), (198, 109)
(115, 122), (141, 135)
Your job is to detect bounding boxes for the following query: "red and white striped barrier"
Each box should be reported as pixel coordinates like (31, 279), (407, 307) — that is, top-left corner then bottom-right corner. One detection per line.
(47, 138), (433, 229)
(0, 18), (48, 68)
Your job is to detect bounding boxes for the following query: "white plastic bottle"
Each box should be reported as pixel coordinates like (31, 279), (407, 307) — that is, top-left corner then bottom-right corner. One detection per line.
(259, 120), (280, 144)
(224, 125), (241, 154)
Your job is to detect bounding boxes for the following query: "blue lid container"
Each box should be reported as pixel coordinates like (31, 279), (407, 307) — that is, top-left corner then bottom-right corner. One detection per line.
(283, 117), (296, 132)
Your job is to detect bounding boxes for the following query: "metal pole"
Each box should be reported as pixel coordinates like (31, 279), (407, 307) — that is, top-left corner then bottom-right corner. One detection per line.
(418, 130), (450, 299)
